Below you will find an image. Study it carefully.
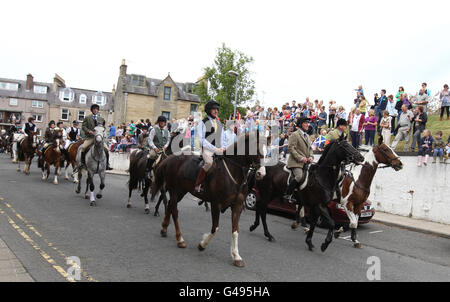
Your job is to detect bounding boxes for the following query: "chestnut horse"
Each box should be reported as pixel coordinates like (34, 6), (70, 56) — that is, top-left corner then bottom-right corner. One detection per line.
(150, 132), (268, 267)
(15, 131), (38, 175)
(63, 140), (84, 183)
(38, 129), (64, 184)
(333, 136), (403, 248)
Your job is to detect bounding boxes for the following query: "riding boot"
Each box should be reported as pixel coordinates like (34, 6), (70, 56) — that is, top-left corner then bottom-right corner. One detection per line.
(283, 178), (300, 203)
(105, 148), (113, 170)
(80, 150), (87, 169)
(194, 167), (207, 193)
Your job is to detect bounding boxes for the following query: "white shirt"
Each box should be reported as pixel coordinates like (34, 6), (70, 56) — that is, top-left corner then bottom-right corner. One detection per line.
(351, 114), (362, 132)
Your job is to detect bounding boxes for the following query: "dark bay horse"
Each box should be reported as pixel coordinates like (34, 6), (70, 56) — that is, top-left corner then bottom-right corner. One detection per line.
(333, 137), (403, 248)
(15, 131), (38, 175)
(38, 129), (63, 184)
(150, 132), (268, 267)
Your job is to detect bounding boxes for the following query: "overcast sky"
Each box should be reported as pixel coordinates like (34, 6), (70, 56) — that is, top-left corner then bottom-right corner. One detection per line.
(2, 0), (450, 111)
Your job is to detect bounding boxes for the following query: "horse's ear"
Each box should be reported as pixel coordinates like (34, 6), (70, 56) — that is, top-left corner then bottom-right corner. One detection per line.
(378, 136), (383, 145)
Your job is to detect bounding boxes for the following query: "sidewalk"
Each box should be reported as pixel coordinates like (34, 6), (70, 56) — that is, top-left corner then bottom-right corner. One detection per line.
(372, 211), (450, 239)
(0, 237), (34, 282)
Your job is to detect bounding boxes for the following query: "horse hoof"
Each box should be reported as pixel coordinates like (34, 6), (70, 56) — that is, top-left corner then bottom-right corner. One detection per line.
(64, 177), (69, 180)
(291, 222), (299, 230)
(306, 242), (314, 251)
(144, 208), (150, 214)
(334, 232), (340, 239)
(233, 260), (245, 268)
(303, 228), (310, 234)
(90, 202), (96, 207)
(353, 242), (362, 249)
(84, 195), (89, 199)
(177, 242), (187, 248)
(249, 225), (257, 232)
(73, 180), (79, 184)
(154, 211), (160, 217)
(53, 181), (58, 185)
(160, 230), (167, 237)
(198, 244), (205, 251)
(126, 204), (131, 208)
(96, 194), (102, 199)
(75, 189), (80, 194)
(267, 236), (276, 242)
(321, 243), (329, 252)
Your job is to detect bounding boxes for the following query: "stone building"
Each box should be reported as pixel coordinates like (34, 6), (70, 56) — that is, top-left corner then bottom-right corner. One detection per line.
(0, 74), (52, 135)
(113, 60), (202, 126)
(48, 74), (114, 128)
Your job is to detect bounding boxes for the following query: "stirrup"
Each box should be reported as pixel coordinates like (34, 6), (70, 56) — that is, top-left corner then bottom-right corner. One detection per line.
(283, 194), (296, 203)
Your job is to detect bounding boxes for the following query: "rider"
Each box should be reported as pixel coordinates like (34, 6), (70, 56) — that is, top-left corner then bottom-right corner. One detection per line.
(283, 116), (314, 203)
(78, 104), (112, 171)
(325, 118), (348, 145)
(66, 120), (81, 149)
(194, 100), (226, 193)
(38, 120), (57, 166)
(22, 116), (37, 137)
(144, 116), (170, 178)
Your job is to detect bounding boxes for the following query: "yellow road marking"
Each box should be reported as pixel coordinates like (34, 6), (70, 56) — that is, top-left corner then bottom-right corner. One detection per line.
(0, 200), (98, 282)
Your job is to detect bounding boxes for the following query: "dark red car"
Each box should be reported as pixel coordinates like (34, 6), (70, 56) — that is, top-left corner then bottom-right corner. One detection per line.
(245, 187), (375, 227)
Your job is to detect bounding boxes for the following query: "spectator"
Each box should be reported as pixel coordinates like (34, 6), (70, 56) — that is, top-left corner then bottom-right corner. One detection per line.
(363, 109), (377, 146)
(359, 96), (368, 116)
(137, 126), (149, 148)
(116, 126), (123, 141)
(401, 93), (411, 108)
(386, 95), (398, 134)
(223, 122), (237, 148)
(410, 106), (427, 152)
(128, 121), (136, 137)
(318, 106), (327, 131)
(444, 140), (450, 163)
(439, 84), (450, 121)
(421, 82), (431, 96)
(108, 123), (116, 139)
(432, 130), (445, 163)
(291, 100), (298, 112)
(391, 104), (414, 151)
(373, 93), (379, 110)
(354, 91), (362, 108)
(379, 110), (392, 146)
(414, 89), (429, 111)
(417, 129), (433, 166)
(117, 135), (128, 153)
(375, 89), (388, 132)
(278, 133), (289, 158)
(354, 85), (364, 96)
(350, 108), (365, 149)
(328, 101), (336, 128)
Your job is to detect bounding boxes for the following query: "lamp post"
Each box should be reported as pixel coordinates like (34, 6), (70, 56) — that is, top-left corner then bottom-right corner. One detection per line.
(228, 70), (239, 120)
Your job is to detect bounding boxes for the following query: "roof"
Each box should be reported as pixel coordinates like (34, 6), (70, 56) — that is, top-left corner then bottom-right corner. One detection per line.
(0, 77), (53, 101)
(49, 87), (114, 111)
(124, 75), (200, 103)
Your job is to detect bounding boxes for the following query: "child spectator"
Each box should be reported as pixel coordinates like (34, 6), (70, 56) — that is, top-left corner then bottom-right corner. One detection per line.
(379, 110), (392, 146)
(432, 131), (446, 163)
(417, 129), (433, 166)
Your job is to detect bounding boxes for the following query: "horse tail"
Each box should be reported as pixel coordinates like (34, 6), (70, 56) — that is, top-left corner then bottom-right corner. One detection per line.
(150, 160), (166, 202)
(128, 150), (143, 191)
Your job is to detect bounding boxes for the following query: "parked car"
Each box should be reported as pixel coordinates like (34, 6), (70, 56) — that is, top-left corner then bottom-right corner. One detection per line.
(245, 187), (375, 227)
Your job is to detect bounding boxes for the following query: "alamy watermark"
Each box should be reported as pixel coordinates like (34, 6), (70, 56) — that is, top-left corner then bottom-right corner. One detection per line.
(366, 256), (381, 281)
(66, 256), (81, 281)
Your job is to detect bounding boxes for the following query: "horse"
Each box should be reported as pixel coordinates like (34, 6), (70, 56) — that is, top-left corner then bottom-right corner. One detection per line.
(75, 126), (106, 206)
(14, 131), (38, 175)
(63, 140), (84, 183)
(150, 132), (269, 267)
(332, 136), (403, 248)
(37, 129), (64, 184)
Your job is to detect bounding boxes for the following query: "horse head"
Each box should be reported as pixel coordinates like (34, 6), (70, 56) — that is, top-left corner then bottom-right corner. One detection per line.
(93, 126), (105, 145)
(373, 136), (403, 171)
(319, 135), (364, 167)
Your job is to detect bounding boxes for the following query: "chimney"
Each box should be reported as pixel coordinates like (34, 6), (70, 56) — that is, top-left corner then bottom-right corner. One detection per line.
(26, 74), (34, 90)
(120, 59), (127, 77)
(53, 74), (65, 92)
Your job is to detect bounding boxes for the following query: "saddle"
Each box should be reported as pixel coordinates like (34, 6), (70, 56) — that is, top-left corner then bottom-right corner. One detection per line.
(183, 156), (204, 182)
(287, 164), (311, 191)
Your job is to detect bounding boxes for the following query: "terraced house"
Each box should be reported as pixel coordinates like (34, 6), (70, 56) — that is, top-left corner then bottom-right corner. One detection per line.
(0, 74), (51, 135)
(113, 60), (202, 125)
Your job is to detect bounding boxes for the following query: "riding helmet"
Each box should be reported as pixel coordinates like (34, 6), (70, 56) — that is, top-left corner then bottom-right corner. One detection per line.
(28, 116), (35, 122)
(156, 116), (167, 124)
(336, 118), (348, 128)
(90, 104), (100, 111)
(204, 100), (220, 114)
(73, 120), (79, 125)
(48, 120), (55, 126)
(296, 116), (311, 127)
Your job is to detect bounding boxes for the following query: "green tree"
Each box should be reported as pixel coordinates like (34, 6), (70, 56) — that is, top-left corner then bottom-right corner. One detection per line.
(196, 43), (255, 121)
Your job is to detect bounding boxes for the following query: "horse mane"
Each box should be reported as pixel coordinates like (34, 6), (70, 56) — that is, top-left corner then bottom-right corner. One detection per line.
(317, 140), (336, 165)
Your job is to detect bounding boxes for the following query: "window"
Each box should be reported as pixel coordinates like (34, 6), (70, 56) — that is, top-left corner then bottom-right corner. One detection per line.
(92, 91), (106, 106)
(61, 109), (69, 120)
(131, 75), (146, 87)
(32, 114), (43, 122)
(33, 85), (48, 94)
(164, 86), (171, 101)
(9, 98), (18, 106)
(162, 111), (170, 120)
(78, 110), (85, 121)
(59, 88), (74, 102)
(32, 100), (44, 108)
(79, 94), (87, 104)
(190, 104), (198, 115)
(0, 82), (19, 91)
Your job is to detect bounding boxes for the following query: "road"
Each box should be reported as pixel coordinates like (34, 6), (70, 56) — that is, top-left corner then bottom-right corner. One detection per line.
(0, 154), (449, 282)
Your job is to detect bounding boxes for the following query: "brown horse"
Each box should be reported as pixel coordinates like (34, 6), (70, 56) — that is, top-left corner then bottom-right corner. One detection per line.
(333, 136), (403, 247)
(38, 129), (64, 185)
(15, 131), (38, 175)
(150, 132), (268, 267)
(63, 140), (84, 183)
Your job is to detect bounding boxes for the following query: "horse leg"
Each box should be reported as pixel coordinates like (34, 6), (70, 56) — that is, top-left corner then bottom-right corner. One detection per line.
(96, 172), (105, 199)
(351, 227), (362, 248)
(75, 170), (82, 194)
(260, 203), (275, 242)
(89, 173), (96, 206)
(299, 205), (309, 233)
(127, 179), (133, 209)
(53, 162), (59, 185)
(160, 191), (173, 237)
(198, 202), (220, 251)
(318, 203), (335, 252)
(64, 160), (70, 180)
(172, 200), (186, 248)
(305, 205), (319, 251)
(204, 201), (209, 212)
(154, 193), (163, 217)
(84, 173), (90, 199)
(231, 198), (245, 267)
(45, 162), (50, 180)
(249, 206), (260, 232)
(142, 178), (150, 214)
(291, 205), (301, 230)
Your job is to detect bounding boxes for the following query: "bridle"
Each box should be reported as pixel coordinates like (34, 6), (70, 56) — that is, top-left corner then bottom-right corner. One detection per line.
(372, 144), (401, 169)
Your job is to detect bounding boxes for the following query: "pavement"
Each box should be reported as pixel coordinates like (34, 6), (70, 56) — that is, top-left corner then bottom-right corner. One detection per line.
(0, 237), (34, 282)
(1, 154), (449, 282)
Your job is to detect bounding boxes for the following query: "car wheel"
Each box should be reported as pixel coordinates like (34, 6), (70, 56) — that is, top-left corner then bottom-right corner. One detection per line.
(245, 191), (257, 210)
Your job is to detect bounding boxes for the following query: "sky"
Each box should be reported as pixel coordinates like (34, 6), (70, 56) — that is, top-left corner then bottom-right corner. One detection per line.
(2, 0), (450, 112)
